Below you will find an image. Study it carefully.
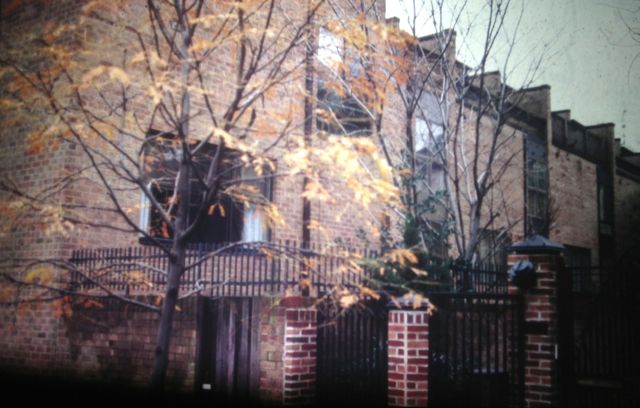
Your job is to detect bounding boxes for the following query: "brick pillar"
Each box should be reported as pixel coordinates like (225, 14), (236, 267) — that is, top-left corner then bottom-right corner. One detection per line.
(508, 251), (564, 407)
(259, 297), (316, 406)
(282, 307), (317, 405)
(387, 307), (429, 407)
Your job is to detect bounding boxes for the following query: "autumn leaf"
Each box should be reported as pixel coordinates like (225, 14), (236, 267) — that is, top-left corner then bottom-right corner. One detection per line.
(386, 248), (418, 266)
(82, 299), (104, 309)
(412, 293), (424, 310)
(25, 267), (54, 285)
(339, 293), (357, 309)
(411, 267), (429, 277)
(299, 278), (312, 290)
(208, 203), (226, 217)
(53, 296), (73, 318)
(161, 222), (170, 239)
(358, 285), (380, 300)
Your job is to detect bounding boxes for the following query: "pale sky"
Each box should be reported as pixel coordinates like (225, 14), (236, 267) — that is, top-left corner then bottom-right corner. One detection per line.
(386, 0), (640, 152)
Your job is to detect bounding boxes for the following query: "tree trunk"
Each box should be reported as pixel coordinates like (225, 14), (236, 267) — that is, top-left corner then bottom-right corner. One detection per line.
(150, 244), (186, 390)
(150, 5), (192, 390)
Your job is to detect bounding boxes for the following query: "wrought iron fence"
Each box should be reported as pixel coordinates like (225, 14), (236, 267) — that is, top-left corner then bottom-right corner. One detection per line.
(69, 242), (379, 298)
(428, 293), (525, 408)
(450, 262), (509, 294)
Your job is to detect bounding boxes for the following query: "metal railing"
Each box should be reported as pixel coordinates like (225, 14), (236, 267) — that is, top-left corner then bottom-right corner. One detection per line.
(69, 242), (379, 298)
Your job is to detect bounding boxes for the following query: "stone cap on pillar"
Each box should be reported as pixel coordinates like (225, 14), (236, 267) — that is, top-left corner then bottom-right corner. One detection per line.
(509, 235), (565, 254)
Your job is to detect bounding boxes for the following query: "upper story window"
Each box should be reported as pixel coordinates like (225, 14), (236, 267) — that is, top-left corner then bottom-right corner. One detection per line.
(525, 133), (549, 236)
(596, 165), (613, 235)
(316, 27), (371, 136)
(317, 27), (343, 67)
(139, 133), (272, 244)
(415, 117), (446, 192)
(415, 117), (444, 157)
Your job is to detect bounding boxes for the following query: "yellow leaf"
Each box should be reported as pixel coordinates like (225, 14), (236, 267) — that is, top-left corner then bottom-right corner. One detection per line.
(208, 203), (225, 217)
(412, 293), (423, 310)
(359, 286), (380, 300)
(387, 248), (418, 266)
(411, 267), (429, 277)
(300, 278), (311, 289)
(25, 267), (54, 285)
(339, 293), (358, 309)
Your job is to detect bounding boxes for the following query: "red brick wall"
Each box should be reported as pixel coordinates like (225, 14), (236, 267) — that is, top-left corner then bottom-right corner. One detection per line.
(282, 308), (317, 405)
(508, 253), (562, 407)
(548, 147), (599, 263)
(387, 309), (429, 407)
(259, 299), (317, 406)
(0, 297), (198, 392)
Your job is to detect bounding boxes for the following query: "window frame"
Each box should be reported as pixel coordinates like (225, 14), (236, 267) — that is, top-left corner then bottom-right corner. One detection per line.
(139, 133), (273, 245)
(315, 26), (371, 137)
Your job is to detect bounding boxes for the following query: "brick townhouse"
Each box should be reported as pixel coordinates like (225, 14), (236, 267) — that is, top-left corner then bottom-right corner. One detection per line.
(0, 0), (638, 405)
(412, 33), (640, 274)
(0, 0), (406, 402)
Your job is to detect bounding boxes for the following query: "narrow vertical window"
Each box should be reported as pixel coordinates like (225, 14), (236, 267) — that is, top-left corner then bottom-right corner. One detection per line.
(525, 133), (549, 236)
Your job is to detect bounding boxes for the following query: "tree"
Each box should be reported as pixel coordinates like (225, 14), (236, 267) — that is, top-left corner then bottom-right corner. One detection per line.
(0, 0), (400, 391)
(381, 0), (550, 266)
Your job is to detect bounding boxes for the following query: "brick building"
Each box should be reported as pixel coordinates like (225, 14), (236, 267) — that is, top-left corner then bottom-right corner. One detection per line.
(411, 33), (640, 273)
(0, 0), (638, 405)
(0, 0), (405, 402)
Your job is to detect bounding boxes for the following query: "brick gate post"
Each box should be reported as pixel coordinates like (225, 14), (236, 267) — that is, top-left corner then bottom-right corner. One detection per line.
(259, 296), (317, 406)
(508, 235), (566, 408)
(387, 298), (430, 407)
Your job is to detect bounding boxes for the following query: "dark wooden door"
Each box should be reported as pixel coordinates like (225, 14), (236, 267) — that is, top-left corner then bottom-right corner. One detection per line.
(196, 297), (261, 404)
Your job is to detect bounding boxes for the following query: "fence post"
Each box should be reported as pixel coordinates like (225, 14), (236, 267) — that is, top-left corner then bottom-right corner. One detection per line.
(508, 235), (565, 408)
(387, 297), (430, 407)
(259, 296), (317, 406)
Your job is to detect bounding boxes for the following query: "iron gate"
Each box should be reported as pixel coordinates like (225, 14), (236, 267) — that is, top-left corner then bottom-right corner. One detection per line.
(428, 293), (525, 408)
(316, 299), (388, 407)
(561, 265), (640, 408)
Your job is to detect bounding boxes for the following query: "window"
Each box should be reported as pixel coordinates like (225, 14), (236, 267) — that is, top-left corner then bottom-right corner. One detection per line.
(477, 229), (511, 267)
(316, 27), (371, 136)
(414, 118), (443, 156)
(415, 117), (446, 193)
(139, 133), (272, 244)
(317, 27), (343, 67)
(525, 134), (549, 236)
(597, 165), (613, 233)
(566, 245), (593, 293)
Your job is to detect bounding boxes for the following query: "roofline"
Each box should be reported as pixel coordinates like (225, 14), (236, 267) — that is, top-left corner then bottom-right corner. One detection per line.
(586, 123), (615, 129)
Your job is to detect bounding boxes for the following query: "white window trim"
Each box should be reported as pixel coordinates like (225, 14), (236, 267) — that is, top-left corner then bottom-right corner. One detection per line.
(139, 183), (151, 236)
